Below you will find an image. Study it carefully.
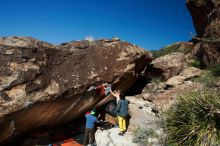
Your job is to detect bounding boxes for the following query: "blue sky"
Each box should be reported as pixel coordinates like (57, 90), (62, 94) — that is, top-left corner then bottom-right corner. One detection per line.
(0, 0), (195, 50)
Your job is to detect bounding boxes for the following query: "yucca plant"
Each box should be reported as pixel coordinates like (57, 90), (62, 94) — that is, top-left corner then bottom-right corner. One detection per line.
(164, 90), (220, 146)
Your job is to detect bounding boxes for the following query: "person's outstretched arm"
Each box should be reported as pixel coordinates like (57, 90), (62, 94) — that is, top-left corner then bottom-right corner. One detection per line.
(110, 90), (120, 103)
(95, 117), (101, 123)
(110, 90), (119, 98)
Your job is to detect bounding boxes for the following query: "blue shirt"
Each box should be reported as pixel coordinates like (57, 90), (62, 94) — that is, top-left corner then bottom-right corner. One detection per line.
(85, 114), (99, 128)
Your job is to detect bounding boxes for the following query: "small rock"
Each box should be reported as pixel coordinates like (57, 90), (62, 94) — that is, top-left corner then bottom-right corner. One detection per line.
(155, 128), (163, 136)
(143, 102), (150, 107)
(214, 81), (220, 87)
(135, 95), (142, 99)
(166, 76), (185, 87)
(5, 49), (14, 55)
(145, 83), (157, 90)
(157, 82), (166, 90)
(138, 106), (143, 109)
(148, 137), (159, 143)
(142, 93), (150, 99)
(151, 106), (160, 114)
(185, 80), (193, 84)
(142, 93), (155, 102)
(29, 58), (36, 62)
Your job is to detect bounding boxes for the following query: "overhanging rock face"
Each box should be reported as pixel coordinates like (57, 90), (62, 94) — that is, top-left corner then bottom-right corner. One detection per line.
(186, 0), (220, 66)
(186, 0), (218, 37)
(0, 37), (152, 144)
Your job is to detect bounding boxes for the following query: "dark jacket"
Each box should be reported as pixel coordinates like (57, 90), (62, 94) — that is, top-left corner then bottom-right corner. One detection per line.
(116, 99), (128, 117)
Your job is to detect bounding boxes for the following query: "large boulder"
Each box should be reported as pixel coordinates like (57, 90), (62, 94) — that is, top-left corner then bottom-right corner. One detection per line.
(179, 66), (202, 79)
(166, 67), (201, 87)
(166, 76), (186, 87)
(186, 0), (220, 66)
(145, 52), (186, 79)
(0, 36), (152, 144)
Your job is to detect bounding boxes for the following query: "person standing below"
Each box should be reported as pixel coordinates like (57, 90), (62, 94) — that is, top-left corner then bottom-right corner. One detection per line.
(84, 109), (100, 146)
(110, 90), (129, 136)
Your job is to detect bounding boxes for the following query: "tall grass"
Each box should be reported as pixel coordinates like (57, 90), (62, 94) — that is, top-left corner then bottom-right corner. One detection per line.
(164, 90), (220, 146)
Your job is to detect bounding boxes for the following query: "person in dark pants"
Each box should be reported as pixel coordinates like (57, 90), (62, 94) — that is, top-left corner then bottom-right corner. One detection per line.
(83, 109), (100, 146)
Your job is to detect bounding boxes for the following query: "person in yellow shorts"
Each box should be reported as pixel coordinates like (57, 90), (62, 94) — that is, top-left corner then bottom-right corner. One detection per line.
(110, 90), (128, 136)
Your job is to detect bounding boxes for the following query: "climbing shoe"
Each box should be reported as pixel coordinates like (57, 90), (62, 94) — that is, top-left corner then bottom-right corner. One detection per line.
(118, 132), (124, 136)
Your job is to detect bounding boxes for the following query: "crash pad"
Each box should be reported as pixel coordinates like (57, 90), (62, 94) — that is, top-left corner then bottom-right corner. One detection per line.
(60, 138), (82, 146)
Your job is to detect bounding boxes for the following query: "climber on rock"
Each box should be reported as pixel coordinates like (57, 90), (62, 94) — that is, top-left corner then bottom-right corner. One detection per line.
(87, 83), (112, 97)
(110, 90), (128, 136)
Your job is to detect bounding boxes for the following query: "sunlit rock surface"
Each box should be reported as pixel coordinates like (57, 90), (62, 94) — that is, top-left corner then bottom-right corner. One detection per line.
(0, 36), (152, 144)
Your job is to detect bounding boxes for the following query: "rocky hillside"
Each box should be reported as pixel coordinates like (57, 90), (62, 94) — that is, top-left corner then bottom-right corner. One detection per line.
(0, 36), (152, 144)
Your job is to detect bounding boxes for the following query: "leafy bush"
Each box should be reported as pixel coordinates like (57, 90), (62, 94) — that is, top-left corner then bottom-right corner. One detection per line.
(188, 59), (201, 68)
(164, 90), (220, 146)
(210, 64), (220, 77)
(194, 71), (220, 88)
(150, 43), (192, 58)
(151, 77), (164, 85)
(133, 127), (158, 145)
